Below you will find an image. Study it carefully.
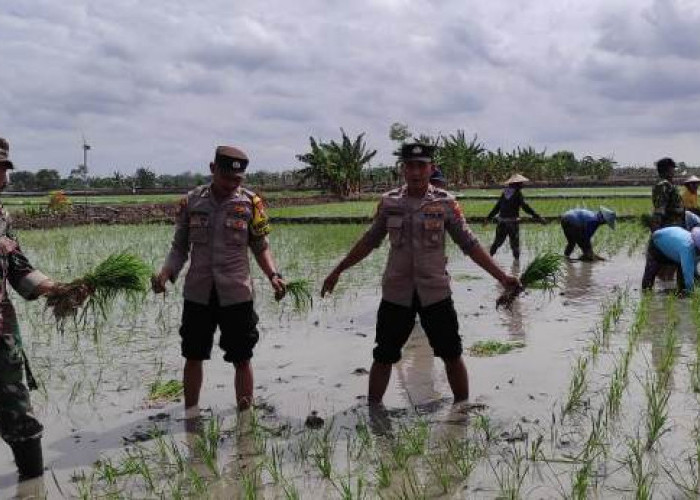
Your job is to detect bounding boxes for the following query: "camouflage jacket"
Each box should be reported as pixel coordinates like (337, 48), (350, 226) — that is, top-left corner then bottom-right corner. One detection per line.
(651, 180), (684, 230)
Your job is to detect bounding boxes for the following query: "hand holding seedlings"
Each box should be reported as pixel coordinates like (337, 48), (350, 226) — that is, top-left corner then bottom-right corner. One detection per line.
(151, 269), (171, 294)
(496, 252), (562, 309)
(283, 279), (313, 311)
(269, 273), (287, 301)
(46, 251), (152, 325)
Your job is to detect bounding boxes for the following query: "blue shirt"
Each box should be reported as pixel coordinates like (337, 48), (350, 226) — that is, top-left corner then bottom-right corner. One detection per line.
(652, 226), (697, 291)
(562, 209), (602, 242)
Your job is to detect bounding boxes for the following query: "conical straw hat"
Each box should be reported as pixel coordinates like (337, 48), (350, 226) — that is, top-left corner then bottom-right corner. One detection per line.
(504, 173), (529, 185)
(684, 175), (700, 184)
(599, 206), (616, 229)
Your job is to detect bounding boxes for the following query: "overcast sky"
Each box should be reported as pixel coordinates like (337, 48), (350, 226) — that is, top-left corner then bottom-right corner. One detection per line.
(2, 0), (700, 175)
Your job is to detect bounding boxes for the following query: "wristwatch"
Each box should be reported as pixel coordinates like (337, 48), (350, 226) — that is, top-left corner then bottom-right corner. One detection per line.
(268, 272), (283, 281)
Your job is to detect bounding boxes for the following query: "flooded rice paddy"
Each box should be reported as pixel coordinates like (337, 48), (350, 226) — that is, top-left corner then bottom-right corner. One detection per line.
(1, 222), (698, 499)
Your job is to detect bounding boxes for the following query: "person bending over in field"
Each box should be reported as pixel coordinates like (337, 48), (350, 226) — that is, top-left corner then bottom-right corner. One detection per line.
(321, 142), (520, 406)
(560, 207), (616, 261)
(642, 225), (700, 294)
(152, 145), (286, 413)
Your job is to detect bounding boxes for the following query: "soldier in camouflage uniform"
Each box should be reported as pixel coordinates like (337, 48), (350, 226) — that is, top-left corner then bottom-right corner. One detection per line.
(0, 138), (66, 481)
(650, 157), (684, 231)
(152, 146), (286, 412)
(321, 143), (520, 405)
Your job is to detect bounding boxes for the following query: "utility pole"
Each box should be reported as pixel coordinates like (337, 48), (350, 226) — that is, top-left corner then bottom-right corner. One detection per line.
(82, 136), (91, 217)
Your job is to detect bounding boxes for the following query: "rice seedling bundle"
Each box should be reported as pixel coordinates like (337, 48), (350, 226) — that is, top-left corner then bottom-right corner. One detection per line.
(496, 252), (562, 309)
(284, 279), (313, 312)
(46, 251), (152, 324)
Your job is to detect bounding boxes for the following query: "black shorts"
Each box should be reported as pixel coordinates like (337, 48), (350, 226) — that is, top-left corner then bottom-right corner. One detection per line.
(179, 288), (259, 364)
(373, 293), (462, 364)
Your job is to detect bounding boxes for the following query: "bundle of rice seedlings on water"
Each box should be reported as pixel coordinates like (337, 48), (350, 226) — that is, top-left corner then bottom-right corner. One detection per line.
(496, 252), (563, 309)
(283, 279), (313, 312)
(46, 252), (152, 328)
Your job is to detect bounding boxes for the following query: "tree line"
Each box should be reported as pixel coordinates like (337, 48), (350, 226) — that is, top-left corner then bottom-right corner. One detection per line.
(7, 124), (639, 195)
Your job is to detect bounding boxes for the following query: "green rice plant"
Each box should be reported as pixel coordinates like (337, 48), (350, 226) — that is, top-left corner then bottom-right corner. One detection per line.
(194, 417), (222, 476)
(311, 425), (336, 478)
(390, 419), (429, 468)
(425, 450), (453, 494)
(606, 359), (626, 420)
(571, 457), (593, 500)
(374, 456), (392, 489)
(147, 379), (183, 403)
(489, 444), (530, 500)
(282, 479), (300, 500)
(444, 437), (480, 479)
(394, 467), (426, 500)
(662, 423), (700, 498)
(625, 437), (655, 499)
(467, 340), (525, 357)
(264, 442), (284, 484)
(284, 279), (313, 312)
(644, 373), (671, 451)
(241, 465), (260, 500)
(496, 252), (562, 309)
(562, 356), (589, 417)
(473, 414), (495, 443)
(332, 473), (368, 500)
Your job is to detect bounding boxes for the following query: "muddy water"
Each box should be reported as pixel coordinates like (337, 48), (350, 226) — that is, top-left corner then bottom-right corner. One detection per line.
(0, 223), (695, 498)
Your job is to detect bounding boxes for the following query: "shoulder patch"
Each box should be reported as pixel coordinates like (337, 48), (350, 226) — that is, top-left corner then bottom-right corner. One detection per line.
(176, 196), (188, 215)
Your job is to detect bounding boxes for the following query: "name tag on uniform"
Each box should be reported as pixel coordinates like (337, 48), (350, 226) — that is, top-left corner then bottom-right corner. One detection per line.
(422, 204), (445, 216)
(225, 218), (248, 230)
(424, 219), (444, 231)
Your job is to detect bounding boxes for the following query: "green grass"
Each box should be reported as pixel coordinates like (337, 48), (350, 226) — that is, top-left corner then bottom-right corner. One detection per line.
(147, 379), (184, 402)
(467, 340), (526, 357)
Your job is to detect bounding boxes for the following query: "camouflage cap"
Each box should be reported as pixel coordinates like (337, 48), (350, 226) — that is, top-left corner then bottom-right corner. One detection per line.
(215, 145), (248, 172)
(0, 138), (14, 169)
(397, 142), (435, 163)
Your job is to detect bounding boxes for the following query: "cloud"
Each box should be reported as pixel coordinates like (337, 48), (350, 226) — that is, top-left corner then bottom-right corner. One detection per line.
(3, 0), (700, 173)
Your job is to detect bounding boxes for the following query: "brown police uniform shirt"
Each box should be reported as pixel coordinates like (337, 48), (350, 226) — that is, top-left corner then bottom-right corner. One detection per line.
(163, 185), (270, 306)
(360, 185), (479, 307)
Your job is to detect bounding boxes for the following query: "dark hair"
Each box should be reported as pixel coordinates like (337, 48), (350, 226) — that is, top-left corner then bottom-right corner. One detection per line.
(655, 157), (676, 175)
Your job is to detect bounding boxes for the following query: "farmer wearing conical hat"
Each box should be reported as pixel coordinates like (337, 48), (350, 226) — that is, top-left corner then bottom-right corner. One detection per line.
(680, 175), (700, 215)
(0, 138), (73, 482)
(560, 207), (616, 261)
(486, 174), (545, 261)
(321, 142), (520, 405)
(152, 145), (286, 413)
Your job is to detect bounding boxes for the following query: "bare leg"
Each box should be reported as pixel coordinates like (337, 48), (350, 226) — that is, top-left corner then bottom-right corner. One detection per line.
(235, 360), (254, 410)
(443, 356), (469, 402)
(368, 361), (392, 405)
(184, 359), (203, 409)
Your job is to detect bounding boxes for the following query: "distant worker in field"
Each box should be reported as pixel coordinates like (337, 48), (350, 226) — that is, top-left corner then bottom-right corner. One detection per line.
(152, 145), (286, 413)
(650, 157), (684, 230)
(560, 207), (616, 261)
(486, 174), (545, 261)
(0, 138), (71, 482)
(680, 175), (700, 215)
(642, 225), (700, 293)
(321, 143), (520, 405)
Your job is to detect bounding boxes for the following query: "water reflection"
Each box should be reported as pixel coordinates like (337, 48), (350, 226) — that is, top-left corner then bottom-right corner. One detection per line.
(395, 328), (440, 407)
(562, 261), (595, 302)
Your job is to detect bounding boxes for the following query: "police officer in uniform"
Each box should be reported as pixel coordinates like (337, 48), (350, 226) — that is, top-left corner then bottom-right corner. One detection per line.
(321, 143), (520, 404)
(152, 146), (286, 411)
(0, 138), (68, 481)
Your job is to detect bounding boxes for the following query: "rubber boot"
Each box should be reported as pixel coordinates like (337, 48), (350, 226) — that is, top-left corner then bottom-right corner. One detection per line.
(10, 438), (44, 481)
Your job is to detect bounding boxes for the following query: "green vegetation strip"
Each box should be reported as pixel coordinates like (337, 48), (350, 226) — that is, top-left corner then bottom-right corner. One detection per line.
(468, 340), (526, 357)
